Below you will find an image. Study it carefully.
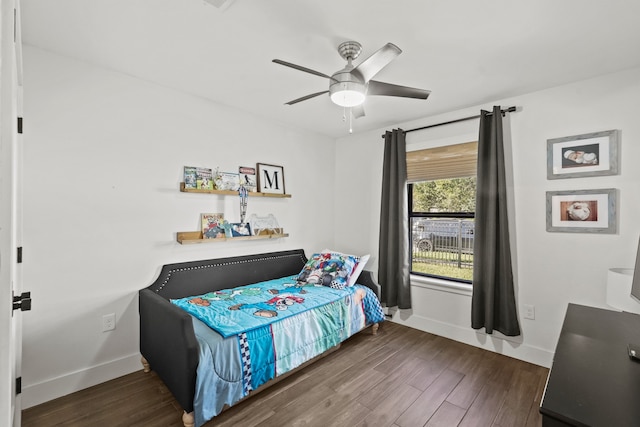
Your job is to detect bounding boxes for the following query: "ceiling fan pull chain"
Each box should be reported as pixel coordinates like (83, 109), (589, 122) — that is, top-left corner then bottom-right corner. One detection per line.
(342, 105), (347, 122)
(349, 108), (353, 134)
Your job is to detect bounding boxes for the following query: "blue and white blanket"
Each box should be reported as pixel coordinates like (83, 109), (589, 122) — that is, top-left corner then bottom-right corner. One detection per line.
(171, 276), (384, 427)
(172, 275), (362, 337)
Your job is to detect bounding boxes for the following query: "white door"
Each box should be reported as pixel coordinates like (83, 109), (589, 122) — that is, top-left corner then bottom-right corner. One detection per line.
(1, 1), (24, 426)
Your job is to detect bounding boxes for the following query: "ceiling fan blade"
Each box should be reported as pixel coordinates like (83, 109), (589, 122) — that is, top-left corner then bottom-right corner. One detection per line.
(367, 80), (431, 99)
(352, 105), (365, 119)
(351, 43), (402, 82)
(284, 90), (329, 105)
(272, 59), (336, 81)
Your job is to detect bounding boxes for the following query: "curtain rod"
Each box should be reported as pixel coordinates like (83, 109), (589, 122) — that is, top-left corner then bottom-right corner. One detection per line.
(382, 106), (517, 137)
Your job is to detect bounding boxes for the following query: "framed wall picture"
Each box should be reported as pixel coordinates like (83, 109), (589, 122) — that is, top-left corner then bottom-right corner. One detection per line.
(546, 188), (616, 233)
(547, 129), (619, 180)
(257, 163), (285, 194)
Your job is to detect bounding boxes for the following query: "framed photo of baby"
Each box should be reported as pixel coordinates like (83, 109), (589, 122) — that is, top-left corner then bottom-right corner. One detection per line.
(547, 129), (619, 179)
(546, 188), (616, 233)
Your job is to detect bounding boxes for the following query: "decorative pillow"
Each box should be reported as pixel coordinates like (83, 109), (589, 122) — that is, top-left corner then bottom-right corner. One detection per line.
(297, 252), (359, 289)
(322, 249), (370, 287)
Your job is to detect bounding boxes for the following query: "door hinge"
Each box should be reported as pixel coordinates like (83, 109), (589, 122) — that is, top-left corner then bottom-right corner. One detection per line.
(17, 117), (23, 134)
(12, 291), (31, 313)
(16, 377), (21, 395)
(17, 246), (22, 263)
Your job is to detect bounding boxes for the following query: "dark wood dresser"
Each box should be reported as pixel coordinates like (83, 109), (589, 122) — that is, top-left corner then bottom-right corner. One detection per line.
(540, 303), (640, 426)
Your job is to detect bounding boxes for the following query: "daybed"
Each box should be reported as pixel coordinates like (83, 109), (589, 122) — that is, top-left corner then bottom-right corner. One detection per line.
(139, 248), (383, 427)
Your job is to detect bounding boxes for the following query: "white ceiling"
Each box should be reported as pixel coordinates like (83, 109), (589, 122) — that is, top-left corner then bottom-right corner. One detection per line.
(20, 0), (640, 138)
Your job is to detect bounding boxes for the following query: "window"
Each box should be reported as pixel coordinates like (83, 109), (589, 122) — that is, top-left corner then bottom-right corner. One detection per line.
(407, 142), (477, 283)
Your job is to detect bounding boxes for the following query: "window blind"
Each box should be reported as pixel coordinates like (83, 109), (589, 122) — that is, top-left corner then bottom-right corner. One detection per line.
(406, 141), (477, 183)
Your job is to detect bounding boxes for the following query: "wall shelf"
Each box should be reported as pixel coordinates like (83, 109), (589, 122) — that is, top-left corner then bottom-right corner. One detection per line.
(177, 182), (290, 244)
(177, 231), (289, 245)
(180, 182), (291, 198)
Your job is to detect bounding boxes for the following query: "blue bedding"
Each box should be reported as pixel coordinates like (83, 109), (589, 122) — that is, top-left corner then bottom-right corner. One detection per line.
(172, 275), (360, 337)
(172, 277), (384, 427)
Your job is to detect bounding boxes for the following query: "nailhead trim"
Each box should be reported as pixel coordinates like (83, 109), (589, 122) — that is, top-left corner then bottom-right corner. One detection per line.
(154, 253), (306, 293)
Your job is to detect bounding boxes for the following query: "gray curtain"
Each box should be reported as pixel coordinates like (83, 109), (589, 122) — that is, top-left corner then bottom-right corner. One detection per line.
(379, 129), (411, 309)
(471, 106), (520, 336)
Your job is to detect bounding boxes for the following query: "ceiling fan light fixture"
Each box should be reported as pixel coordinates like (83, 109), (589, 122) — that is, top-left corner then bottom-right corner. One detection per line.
(330, 90), (365, 107)
(273, 40), (430, 123)
(330, 81), (366, 107)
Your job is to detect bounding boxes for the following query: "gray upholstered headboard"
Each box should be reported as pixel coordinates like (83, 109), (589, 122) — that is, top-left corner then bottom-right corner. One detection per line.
(145, 248), (380, 300)
(146, 249), (308, 300)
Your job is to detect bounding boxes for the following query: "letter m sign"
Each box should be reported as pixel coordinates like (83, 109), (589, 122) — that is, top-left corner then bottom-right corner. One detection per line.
(257, 164), (286, 194)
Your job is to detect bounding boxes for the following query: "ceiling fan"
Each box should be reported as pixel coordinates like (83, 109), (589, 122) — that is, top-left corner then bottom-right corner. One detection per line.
(273, 41), (430, 119)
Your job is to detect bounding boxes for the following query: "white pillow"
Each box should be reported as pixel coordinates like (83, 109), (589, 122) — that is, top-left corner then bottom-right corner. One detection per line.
(322, 249), (370, 287)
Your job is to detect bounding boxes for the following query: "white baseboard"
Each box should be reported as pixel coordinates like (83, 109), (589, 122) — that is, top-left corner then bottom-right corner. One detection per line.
(22, 353), (142, 409)
(389, 313), (553, 368)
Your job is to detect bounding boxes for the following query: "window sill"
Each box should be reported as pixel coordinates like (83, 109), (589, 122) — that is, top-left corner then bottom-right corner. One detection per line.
(410, 274), (472, 297)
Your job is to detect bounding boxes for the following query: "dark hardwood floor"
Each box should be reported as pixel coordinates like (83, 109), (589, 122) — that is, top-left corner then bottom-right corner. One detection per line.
(22, 322), (549, 427)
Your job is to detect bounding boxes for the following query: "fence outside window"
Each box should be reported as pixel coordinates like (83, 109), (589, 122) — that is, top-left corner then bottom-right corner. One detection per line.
(410, 217), (475, 282)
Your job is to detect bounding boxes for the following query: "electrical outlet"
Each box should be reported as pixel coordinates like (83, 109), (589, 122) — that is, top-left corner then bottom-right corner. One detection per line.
(523, 304), (535, 320)
(102, 313), (116, 332)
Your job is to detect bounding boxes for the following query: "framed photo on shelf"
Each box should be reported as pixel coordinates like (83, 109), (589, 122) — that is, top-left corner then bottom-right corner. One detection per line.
(546, 188), (616, 234)
(257, 163), (285, 194)
(547, 129), (619, 180)
(230, 222), (252, 237)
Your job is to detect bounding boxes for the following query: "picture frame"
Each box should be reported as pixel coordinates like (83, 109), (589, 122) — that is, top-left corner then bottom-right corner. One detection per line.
(229, 222), (252, 237)
(547, 129), (619, 180)
(257, 163), (285, 194)
(546, 188), (616, 234)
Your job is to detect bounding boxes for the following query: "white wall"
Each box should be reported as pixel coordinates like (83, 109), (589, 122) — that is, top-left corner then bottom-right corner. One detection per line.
(21, 46), (336, 407)
(334, 67), (640, 367)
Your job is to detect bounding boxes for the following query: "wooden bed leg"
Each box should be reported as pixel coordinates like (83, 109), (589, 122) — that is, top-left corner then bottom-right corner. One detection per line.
(372, 323), (379, 335)
(182, 411), (195, 427)
(141, 356), (150, 373)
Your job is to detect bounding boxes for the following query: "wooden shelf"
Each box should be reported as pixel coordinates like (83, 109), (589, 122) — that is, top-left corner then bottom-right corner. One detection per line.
(177, 181), (291, 244)
(177, 231), (289, 245)
(180, 182), (291, 198)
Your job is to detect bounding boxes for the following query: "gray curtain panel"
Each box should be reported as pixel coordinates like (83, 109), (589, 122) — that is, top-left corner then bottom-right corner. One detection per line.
(379, 129), (411, 309)
(471, 106), (521, 336)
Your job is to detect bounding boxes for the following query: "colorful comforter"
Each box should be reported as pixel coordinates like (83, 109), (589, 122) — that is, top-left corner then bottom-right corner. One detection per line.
(171, 276), (384, 427)
(172, 275), (363, 337)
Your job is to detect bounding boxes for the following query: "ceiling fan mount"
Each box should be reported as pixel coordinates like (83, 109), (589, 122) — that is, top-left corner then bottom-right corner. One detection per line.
(337, 41), (363, 61)
(273, 40), (431, 118)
